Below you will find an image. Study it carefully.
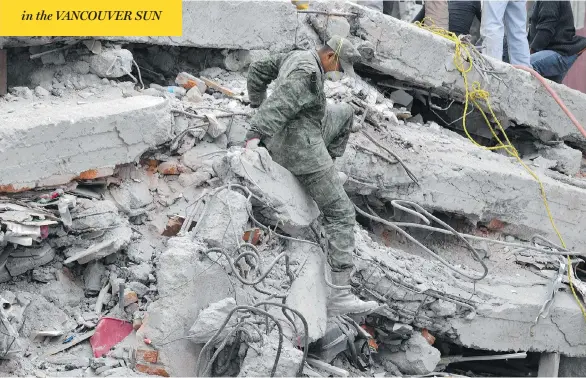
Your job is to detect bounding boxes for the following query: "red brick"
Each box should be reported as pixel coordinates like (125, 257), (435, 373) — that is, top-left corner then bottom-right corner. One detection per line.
(136, 349), (159, 364)
(487, 218), (505, 231)
(0, 184), (32, 193)
(135, 363), (169, 377)
(162, 216), (185, 237)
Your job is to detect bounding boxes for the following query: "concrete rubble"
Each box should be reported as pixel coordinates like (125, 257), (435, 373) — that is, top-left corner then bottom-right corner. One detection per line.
(0, 1), (585, 377)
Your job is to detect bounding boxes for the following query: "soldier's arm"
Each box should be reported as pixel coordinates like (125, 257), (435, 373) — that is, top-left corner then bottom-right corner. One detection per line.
(247, 54), (286, 107)
(249, 69), (314, 139)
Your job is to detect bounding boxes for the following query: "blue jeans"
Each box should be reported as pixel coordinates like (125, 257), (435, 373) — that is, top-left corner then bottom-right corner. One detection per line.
(480, 0), (531, 67)
(531, 50), (578, 83)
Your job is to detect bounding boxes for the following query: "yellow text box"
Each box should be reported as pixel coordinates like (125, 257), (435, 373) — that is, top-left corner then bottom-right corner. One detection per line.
(0, 0), (182, 36)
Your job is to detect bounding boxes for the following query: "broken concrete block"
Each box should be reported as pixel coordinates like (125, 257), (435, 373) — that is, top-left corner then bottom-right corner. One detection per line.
(64, 226), (132, 265)
(123, 289), (139, 307)
(215, 147), (320, 235)
(126, 236), (157, 264)
(285, 241), (328, 343)
(34, 86), (50, 98)
(40, 51), (66, 66)
(10, 86), (33, 100)
(72, 61), (90, 75)
(0, 267), (10, 284)
(138, 237), (246, 376)
(72, 199), (122, 232)
(128, 282), (149, 297)
(128, 263), (152, 284)
(178, 171), (212, 188)
(382, 333), (440, 375)
(181, 141), (226, 172)
(83, 262), (106, 296)
(89, 48), (133, 78)
(188, 297), (237, 344)
(184, 87), (204, 103)
(539, 143), (583, 176)
(32, 267), (56, 283)
(238, 331), (303, 377)
(223, 50), (253, 72)
(0, 96), (172, 191)
(193, 188), (250, 251)
(429, 299), (457, 317)
(41, 270), (85, 308)
(6, 244), (55, 277)
(46, 354), (90, 368)
(20, 293), (77, 338)
(109, 181), (153, 210)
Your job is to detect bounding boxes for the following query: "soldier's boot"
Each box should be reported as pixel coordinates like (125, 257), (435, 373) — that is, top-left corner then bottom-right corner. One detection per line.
(327, 269), (380, 318)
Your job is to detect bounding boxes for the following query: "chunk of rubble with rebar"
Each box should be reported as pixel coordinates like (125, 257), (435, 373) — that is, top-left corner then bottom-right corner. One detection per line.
(214, 147), (320, 235)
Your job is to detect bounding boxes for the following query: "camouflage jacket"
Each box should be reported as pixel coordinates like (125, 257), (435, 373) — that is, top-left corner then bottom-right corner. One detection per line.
(247, 50), (331, 175)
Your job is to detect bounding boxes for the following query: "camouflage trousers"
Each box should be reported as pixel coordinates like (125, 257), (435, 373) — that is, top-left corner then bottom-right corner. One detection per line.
(295, 103), (356, 272)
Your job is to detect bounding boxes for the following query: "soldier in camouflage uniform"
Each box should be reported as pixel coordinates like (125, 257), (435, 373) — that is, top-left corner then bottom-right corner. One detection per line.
(245, 36), (378, 316)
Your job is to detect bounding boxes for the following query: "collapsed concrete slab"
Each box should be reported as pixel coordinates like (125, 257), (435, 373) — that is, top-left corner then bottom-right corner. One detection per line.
(339, 122), (586, 251)
(0, 96), (172, 192)
(322, 2), (586, 147)
(193, 188), (251, 251)
(0, 2), (304, 51)
(114, 1), (299, 51)
(354, 229), (586, 356)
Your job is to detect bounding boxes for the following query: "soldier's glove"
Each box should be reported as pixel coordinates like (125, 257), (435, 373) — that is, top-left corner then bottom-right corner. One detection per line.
(244, 130), (263, 149)
(248, 92), (266, 109)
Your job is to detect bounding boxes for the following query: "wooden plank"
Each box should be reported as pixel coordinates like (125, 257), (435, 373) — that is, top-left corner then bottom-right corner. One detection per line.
(42, 330), (95, 357)
(0, 49), (7, 96)
(538, 352), (560, 377)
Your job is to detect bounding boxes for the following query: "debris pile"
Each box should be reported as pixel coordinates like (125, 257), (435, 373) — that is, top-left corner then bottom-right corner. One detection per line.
(0, 1), (585, 377)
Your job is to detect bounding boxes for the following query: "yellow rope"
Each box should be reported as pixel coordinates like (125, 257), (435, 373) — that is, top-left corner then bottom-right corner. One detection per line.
(415, 18), (586, 326)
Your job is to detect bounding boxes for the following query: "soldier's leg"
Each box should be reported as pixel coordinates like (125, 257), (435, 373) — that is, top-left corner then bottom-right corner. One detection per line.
(296, 165), (355, 272)
(321, 103), (354, 159)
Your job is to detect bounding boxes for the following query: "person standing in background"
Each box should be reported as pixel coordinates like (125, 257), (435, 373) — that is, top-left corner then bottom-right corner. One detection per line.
(529, 0), (586, 83)
(412, 0), (449, 29)
(448, 1), (482, 37)
(480, 0), (531, 67)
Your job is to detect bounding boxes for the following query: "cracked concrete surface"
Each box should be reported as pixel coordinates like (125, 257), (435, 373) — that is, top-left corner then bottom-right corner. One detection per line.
(0, 96), (172, 190)
(339, 122), (586, 251)
(325, 1), (586, 147)
(355, 228), (586, 355)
